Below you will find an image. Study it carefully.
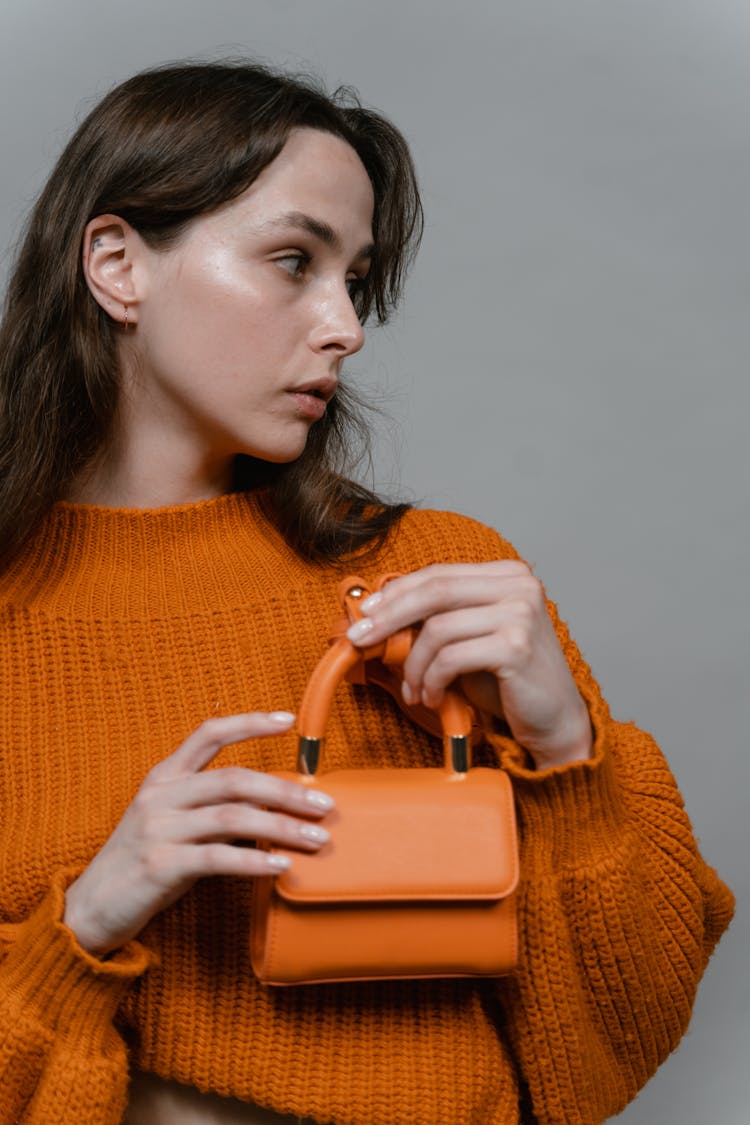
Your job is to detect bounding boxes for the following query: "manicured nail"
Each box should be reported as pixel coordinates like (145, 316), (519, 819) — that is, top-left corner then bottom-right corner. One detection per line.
(402, 681), (416, 705)
(267, 854), (291, 871)
(360, 592), (383, 613)
(300, 824), (330, 844)
(305, 790), (335, 811)
(268, 711), (296, 724)
(347, 618), (374, 643)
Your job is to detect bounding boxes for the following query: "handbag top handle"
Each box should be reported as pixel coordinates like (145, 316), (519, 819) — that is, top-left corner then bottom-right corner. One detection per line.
(296, 576), (477, 777)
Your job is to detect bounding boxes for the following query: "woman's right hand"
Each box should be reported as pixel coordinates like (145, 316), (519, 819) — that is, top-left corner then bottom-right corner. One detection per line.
(63, 711), (333, 958)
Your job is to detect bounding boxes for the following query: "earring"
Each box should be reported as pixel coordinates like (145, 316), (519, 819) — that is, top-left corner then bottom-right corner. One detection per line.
(123, 305), (130, 332)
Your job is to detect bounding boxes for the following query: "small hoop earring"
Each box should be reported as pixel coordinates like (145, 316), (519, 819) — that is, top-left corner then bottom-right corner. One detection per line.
(123, 305), (129, 332)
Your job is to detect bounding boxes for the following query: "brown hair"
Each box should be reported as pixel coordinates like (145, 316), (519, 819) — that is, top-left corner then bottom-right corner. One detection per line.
(0, 60), (423, 568)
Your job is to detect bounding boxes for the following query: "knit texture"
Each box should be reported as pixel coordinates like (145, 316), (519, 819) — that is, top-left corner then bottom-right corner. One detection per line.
(0, 493), (734, 1125)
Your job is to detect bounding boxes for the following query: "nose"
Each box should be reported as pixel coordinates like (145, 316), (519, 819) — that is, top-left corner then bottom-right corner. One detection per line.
(308, 284), (366, 359)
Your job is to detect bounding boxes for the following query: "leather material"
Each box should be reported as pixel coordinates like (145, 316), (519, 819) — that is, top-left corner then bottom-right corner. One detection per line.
(271, 767), (517, 902)
(250, 575), (519, 986)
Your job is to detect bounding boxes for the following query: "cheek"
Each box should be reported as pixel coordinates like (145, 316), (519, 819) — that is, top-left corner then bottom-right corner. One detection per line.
(181, 250), (277, 335)
(141, 228), (310, 382)
(143, 276), (281, 373)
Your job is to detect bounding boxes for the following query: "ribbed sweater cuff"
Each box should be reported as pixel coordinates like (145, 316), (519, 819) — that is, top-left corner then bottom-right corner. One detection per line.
(489, 683), (626, 874)
(2, 869), (153, 1037)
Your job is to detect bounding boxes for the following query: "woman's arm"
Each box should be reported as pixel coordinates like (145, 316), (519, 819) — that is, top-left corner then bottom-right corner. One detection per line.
(0, 711), (334, 1124)
(348, 552), (734, 1123)
(0, 872), (150, 1124)
(494, 594), (734, 1122)
(490, 677), (734, 1123)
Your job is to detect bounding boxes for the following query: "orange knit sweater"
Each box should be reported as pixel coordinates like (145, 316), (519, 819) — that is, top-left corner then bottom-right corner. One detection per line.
(0, 494), (734, 1125)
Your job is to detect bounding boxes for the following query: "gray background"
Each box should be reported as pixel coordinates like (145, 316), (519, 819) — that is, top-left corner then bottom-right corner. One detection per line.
(1, 1), (747, 1121)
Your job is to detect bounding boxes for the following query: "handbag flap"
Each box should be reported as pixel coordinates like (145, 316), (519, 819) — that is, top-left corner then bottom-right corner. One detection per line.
(269, 766), (518, 905)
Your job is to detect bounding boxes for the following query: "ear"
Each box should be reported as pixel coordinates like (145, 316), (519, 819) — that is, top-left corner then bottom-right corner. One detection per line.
(82, 214), (143, 328)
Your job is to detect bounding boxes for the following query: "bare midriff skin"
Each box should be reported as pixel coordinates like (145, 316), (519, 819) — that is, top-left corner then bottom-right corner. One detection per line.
(124, 1071), (315, 1124)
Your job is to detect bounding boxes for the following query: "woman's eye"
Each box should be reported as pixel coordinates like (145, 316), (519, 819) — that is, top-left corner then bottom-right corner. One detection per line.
(275, 253), (308, 278)
(274, 254), (367, 297)
(346, 276), (367, 298)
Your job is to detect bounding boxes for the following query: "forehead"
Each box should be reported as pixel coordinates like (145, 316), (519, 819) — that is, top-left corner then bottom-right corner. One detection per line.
(217, 128), (375, 242)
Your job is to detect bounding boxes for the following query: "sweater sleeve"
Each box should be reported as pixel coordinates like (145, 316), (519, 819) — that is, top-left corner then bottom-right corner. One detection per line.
(0, 868), (153, 1124)
(488, 595), (735, 1125)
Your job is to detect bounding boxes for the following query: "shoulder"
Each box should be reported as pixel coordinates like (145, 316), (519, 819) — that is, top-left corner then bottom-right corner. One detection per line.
(377, 507), (523, 570)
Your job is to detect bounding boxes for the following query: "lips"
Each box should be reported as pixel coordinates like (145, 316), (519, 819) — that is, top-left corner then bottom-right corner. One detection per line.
(290, 376), (338, 404)
(287, 376), (338, 421)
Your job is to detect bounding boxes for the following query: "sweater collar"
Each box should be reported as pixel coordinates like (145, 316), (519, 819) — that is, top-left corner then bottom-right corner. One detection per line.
(1, 491), (308, 616)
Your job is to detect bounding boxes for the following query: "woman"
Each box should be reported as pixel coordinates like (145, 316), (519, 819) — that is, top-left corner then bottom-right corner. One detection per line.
(0, 60), (733, 1125)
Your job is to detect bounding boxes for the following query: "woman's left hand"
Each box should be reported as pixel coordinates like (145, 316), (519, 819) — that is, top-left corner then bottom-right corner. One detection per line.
(346, 561), (592, 771)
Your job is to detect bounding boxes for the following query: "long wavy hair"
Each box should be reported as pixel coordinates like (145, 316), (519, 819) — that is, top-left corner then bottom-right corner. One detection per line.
(0, 60), (423, 568)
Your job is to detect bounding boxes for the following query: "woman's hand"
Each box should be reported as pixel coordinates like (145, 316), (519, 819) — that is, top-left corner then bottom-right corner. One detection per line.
(346, 562), (592, 771)
(63, 712), (333, 957)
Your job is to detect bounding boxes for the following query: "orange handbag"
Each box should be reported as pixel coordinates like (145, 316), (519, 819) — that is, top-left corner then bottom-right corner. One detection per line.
(250, 576), (519, 986)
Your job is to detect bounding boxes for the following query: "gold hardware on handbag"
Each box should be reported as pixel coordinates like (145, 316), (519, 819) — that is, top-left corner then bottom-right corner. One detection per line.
(250, 575), (519, 986)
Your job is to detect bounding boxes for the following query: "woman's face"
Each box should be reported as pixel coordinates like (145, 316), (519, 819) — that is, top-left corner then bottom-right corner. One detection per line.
(125, 127), (375, 480)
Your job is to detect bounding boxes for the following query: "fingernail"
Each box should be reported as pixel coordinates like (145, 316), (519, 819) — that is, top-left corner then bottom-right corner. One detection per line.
(268, 711), (296, 724)
(360, 592), (383, 613)
(305, 790), (335, 811)
(347, 618), (374, 643)
(402, 682), (416, 705)
(267, 854), (291, 871)
(300, 824), (330, 844)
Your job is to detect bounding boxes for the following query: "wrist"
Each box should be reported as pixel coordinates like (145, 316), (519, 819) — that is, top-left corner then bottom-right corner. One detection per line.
(63, 879), (115, 959)
(3, 871), (153, 1040)
(524, 700), (594, 772)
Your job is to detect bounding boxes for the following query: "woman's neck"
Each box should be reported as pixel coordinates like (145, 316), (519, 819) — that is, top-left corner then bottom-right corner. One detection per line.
(66, 475), (230, 510)
(65, 449), (235, 510)
(64, 397), (239, 509)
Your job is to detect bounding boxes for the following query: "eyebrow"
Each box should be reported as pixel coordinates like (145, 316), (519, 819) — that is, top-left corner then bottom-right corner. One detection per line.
(257, 210), (375, 262)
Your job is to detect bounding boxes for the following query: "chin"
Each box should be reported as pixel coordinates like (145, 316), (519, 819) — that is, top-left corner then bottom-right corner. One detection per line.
(239, 430), (316, 466)
(249, 446), (307, 465)
(229, 416), (321, 467)
(233, 444), (308, 472)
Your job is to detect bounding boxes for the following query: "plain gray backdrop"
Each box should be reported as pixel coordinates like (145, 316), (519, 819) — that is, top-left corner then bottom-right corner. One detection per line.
(1, 2), (747, 1122)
